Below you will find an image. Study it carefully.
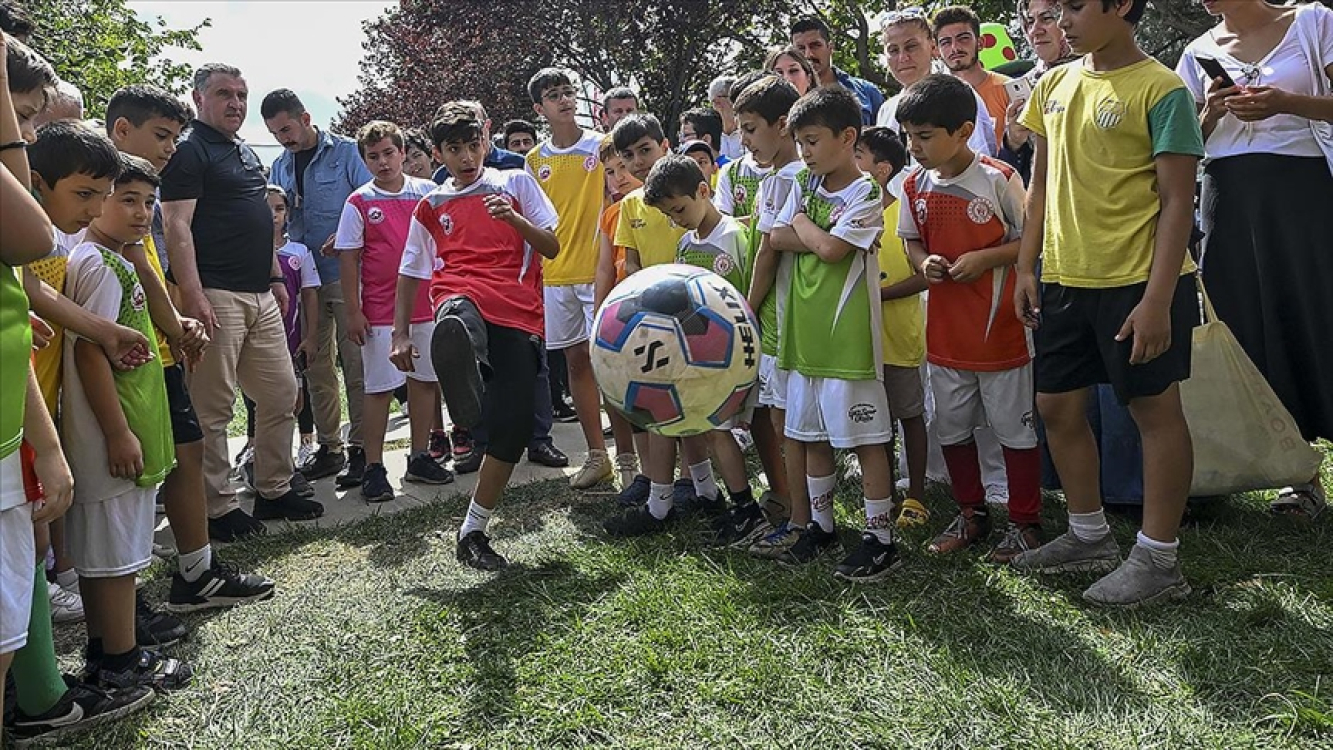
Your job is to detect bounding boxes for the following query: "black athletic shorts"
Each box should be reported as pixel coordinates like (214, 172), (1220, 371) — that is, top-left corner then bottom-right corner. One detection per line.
(163, 362), (204, 445)
(1034, 274), (1198, 405)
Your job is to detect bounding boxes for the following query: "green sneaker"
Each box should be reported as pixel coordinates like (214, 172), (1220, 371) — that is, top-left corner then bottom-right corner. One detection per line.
(1082, 544), (1191, 608)
(1010, 531), (1121, 574)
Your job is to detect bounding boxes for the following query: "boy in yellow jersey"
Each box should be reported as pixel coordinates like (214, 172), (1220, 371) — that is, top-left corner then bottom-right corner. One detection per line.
(525, 68), (613, 490)
(855, 126), (930, 528)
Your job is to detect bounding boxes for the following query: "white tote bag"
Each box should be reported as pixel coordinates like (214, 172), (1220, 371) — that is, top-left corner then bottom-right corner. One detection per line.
(1181, 280), (1322, 496)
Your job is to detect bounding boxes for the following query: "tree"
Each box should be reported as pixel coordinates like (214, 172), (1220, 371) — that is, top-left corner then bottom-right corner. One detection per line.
(22, 0), (208, 118)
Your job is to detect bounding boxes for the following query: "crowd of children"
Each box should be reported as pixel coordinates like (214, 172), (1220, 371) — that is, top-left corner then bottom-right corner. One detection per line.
(1, 0), (1295, 742)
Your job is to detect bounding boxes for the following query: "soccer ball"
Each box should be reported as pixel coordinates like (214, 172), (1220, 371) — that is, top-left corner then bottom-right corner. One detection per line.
(592, 264), (759, 437)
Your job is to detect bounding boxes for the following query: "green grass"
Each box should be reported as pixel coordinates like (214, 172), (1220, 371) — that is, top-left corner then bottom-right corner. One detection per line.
(52, 461), (1333, 749)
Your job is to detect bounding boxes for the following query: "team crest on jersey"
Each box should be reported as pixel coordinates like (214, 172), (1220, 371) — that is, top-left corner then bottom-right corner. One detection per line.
(1095, 98), (1127, 130)
(914, 197), (929, 225)
(630, 218), (646, 229)
(538, 164), (552, 181)
(440, 213), (454, 235)
(967, 198), (995, 224)
(287, 255), (300, 271)
(829, 205), (846, 225)
(733, 184), (748, 206)
(131, 284), (146, 312)
(583, 155), (598, 172)
(712, 253), (736, 277)
(367, 207), (385, 225)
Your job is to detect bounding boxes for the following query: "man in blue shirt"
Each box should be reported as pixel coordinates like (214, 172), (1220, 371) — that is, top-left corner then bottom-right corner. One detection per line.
(262, 88), (374, 487)
(791, 17), (886, 126)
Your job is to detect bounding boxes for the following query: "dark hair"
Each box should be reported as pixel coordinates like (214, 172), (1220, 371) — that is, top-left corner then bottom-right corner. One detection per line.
(858, 126), (907, 177)
(266, 184), (289, 207)
(895, 74), (976, 133)
(1108, 0), (1149, 24)
(4, 37), (56, 97)
(643, 154), (707, 207)
(403, 128), (432, 156)
(260, 88), (305, 120)
(503, 119), (538, 141)
(30, 120), (122, 187)
(786, 85), (861, 140)
(106, 85), (191, 133)
(430, 102), (483, 147)
(680, 108), (723, 148)
(932, 5), (982, 37)
(790, 17), (830, 41)
(764, 46), (816, 83)
(611, 113), (665, 153)
(192, 63), (243, 93)
(0, 1), (35, 40)
(116, 152), (160, 189)
(733, 75), (799, 125)
(528, 67), (575, 105)
(728, 70), (773, 103)
(356, 120), (404, 155)
(601, 86), (638, 110)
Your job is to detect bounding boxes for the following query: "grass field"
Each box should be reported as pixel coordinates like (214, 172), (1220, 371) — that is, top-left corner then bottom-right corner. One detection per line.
(51, 458), (1332, 749)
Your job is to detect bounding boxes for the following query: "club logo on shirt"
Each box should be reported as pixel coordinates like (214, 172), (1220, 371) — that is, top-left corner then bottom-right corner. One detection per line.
(829, 205), (846, 225)
(1044, 98), (1065, 115)
(914, 197), (929, 225)
(630, 218), (646, 229)
(1095, 98), (1127, 130)
(131, 284), (146, 312)
(440, 213), (454, 235)
(367, 207), (385, 225)
(287, 255), (300, 271)
(583, 155), (599, 172)
(967, 197), (995, 225)
(538, 164), (553, 181)
(1021, 410), (1035, 431)
(712, 253), (736, 277)
(734, 184), (748, 206)
(848, 403), (878, 424)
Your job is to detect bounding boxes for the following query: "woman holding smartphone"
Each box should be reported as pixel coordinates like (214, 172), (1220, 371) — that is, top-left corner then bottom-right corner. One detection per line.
(999, 0), (1079, 181)
(1177, 0), (1333, 518)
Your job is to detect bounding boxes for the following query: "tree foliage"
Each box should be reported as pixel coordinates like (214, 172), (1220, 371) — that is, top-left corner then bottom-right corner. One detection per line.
(22, 0), (208, 118)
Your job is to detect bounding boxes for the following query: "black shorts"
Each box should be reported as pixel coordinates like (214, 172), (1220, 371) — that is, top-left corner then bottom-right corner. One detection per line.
(163, 363), (204, 445)
(1034, 274), (1198, 405)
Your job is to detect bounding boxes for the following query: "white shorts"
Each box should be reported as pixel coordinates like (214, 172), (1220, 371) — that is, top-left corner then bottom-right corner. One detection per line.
(66, 486), (155, 578)
(362, 323), (437, 394)
(930, 363), (1038, 449)
(0, 497), (34, 654)
(544, 283), (595, 350)
(784, 372), (894, 449)
(757, 353), (789, 410)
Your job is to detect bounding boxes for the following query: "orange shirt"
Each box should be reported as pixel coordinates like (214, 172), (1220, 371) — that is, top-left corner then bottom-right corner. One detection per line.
(974, 71), (1012, 153)
(599, 200), (626, 283)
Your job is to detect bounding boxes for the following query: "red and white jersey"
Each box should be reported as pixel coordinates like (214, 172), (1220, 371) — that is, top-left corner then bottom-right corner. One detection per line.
(335, 176), (436, 325)
(400, 168), (559, 337)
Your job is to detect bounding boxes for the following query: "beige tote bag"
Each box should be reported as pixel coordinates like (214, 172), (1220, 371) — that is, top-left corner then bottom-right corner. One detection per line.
(1182, 280), (1322, 496)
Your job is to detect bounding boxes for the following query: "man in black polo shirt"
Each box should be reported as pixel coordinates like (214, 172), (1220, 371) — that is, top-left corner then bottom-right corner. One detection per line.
(161, 63), (324, 541)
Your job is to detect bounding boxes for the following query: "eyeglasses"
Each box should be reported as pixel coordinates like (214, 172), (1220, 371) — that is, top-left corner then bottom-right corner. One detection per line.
(877, 6), (927, 31)
(542, 88), (579, 103)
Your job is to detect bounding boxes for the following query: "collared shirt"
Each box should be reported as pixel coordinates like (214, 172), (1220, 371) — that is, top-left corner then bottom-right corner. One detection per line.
(431, 146), (526, 184)
(159, 119), (274, 293)
(270, 128), (373, 284)
(834, 68), (887, 126)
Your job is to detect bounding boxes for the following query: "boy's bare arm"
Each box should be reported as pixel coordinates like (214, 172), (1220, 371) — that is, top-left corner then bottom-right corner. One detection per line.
(624, 247), (643, 277)
(24, 362), (72, 522)
(389, 275), (423, 373)
(949, 240), (1021, 284)
(23, 269), (152, 369)
(746, 234), (778, 313)
(1015, 135), (1048, 328)
(767, 226), (805, 253)
(340, 248), (368, 346)
(75, 337), (142, 479)
(788, 213), (859, 263)
(881, 272), (928, 301)
(121, 242), (185, 343)
(594, 230), (616, 309)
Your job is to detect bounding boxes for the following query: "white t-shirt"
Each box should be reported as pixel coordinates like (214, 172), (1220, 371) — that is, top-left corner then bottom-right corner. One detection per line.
(720, 130), (744, 161)
(1177, 6), (1333, 160)
(877, 89), (998, 157)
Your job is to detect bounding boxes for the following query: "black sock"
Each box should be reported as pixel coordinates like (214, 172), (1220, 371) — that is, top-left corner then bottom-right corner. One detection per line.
(84, 637), (104, 663)
(730, 487), (755, 508)
(101, 647), (139, 673)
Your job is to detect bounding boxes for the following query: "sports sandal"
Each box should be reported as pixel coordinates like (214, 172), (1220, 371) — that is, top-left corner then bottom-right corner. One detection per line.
(1271, 481), (1327, 520)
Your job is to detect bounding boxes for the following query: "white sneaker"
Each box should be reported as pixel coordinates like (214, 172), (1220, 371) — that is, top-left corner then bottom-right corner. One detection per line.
(570, 448), (613, 490)
(297, 437), (316, 467)
(48, 580), (84, 624)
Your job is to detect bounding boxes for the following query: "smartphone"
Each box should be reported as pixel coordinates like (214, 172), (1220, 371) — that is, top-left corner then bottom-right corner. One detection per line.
(1004, 76), (1033, 103)
(1196, 57), (1236, 89)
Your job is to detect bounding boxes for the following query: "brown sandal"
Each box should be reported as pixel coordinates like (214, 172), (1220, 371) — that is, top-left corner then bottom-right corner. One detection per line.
(1271, 481), (1328, 520)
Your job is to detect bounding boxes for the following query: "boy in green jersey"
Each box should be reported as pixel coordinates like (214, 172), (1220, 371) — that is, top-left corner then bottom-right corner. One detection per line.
(769, 86), (899, 583)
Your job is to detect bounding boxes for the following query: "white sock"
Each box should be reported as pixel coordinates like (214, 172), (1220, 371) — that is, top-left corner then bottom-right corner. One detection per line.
(458, 500), (493, 539)
(688, 460), (718, 502)
(647, 482), (673, 520)
(864, 497), (895, 544)
(1136, 531), (1179, 569)
(55, 568), (78, 591)
(808, 474), (836, 533)
(1068, 510), (1110, 543)
(178, 545), (212, 583)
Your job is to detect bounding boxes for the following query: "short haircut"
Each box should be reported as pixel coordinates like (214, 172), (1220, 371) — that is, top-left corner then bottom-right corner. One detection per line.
(403, 127), (432, 155)
(116, 152), (160, 189)
(601, 86), (638, 110)
(643, 154), (706, 207)
(528, 67), (575, 104)
(260, 88), (305, 120)
(30, 120), (122, 187)
(879, 10), (932, 41)
(106, 84), (191, 132)
(858, 126), (908, 176)
(728, 70), (773, 103)
(430, 102), (483, 147)
(598, 133), (619, 164)
(1109, 0), (1149, 24)
(4, 37), (56, 96)
(786, 85), (862, 139)
(356, 120), (404, 155)
(193, 63), (243, 93)
(611, 113), (665, 153)
(503, 119), (537, 141)
(790, 17), (830, 41)
(680, 107), (723, 148)
(708, 75), (735, 100)
(733, 75), (800, 125)
(894, 74), (977, 133)
(0, 1), (35, 39)
(932, 5), (982, 36)
(764, 46), (816, 83)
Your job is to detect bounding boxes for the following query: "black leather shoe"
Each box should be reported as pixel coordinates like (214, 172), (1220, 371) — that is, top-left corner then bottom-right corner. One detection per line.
(527, 442), (570, 468)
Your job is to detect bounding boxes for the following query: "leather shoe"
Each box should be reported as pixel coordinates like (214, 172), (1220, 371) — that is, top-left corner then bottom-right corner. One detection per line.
(527, 442), (569, 468)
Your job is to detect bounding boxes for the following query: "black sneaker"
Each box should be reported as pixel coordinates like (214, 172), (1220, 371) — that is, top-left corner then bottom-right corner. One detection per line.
(253, 489), (324, 521)
(405, 452), (455, 485)
(336, 446), (367, 489)
(677, 490), (726, 518)
(552, 399), (578, 423)
(10, 681), (156, 745)
(779, 523), (841, 565)
(164, 559), (275, 614)
(289, 470), (315, 498)
(672, 477), (697, 508)
(711, 502), (770, 547)
(456, 530), (508, 571)
(432, 314), (485, 429)
(454, 449), (483, 475)
(97, 649), (192, 692)
(834, 533), (901, 583)
(428, 429), (452, 461)
(353, 462), (392, 503)
(527, 442), (570, 468)
(616, 474), (652, 507)
(207, 508), (267, 543)
(603, 504), (675, 537)
(135, 593), (188, 648)
(299, 444), (345, 480)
